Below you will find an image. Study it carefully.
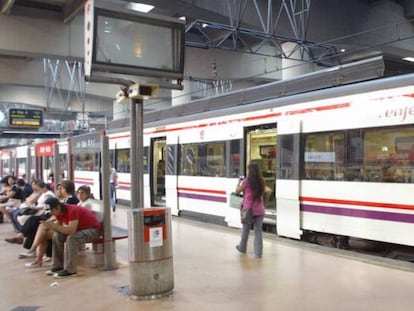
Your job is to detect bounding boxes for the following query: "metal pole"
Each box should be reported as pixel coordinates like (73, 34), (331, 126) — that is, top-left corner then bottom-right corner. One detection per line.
(53, 143), (60, 186)
(130, 98), (144, 209)
(9, 152), (14, 176)
(26, 146), (31, 182)
(101, 135), (117, 270)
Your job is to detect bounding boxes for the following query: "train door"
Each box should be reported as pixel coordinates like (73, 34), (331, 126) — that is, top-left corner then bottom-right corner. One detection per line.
(245, 123), (277, 226)
(275, 120), (302, 239)
(35, 140), (56, 182)
(150, 137), (166, 206)
(16, 146), (28, 179)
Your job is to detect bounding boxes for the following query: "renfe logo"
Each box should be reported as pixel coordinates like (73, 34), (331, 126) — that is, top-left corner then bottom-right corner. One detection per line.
(382, 106), (414, 122)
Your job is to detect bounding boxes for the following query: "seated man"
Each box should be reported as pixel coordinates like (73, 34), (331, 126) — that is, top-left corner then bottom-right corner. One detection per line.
(42, 197), (101, 277)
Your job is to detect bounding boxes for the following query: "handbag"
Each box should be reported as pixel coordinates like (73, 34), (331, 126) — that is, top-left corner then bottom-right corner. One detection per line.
(229, 192), (243, 209)
(240, 206), (253, 224)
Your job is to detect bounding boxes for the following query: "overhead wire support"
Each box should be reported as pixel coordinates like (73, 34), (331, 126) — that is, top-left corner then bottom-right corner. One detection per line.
(185, 0), (338, 64)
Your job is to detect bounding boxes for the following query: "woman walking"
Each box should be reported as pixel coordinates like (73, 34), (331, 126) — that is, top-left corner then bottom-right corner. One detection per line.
(235, 162), (266, 258)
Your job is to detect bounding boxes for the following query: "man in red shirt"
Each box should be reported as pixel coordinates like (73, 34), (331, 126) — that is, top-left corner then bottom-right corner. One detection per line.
(42, 197), (101, 277)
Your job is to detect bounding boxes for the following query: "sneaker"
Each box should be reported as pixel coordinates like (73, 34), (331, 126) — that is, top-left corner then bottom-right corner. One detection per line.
(46, 267), (63, 275)
(235, 245), (246, 254)
(53, 270), (77, 278)
(19, 250), (36, 259)
(5, 236), (23, 244)
(43, 256), (52, 262)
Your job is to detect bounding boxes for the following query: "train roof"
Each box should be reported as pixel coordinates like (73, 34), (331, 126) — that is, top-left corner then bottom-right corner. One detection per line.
(140, 56), (390, 128)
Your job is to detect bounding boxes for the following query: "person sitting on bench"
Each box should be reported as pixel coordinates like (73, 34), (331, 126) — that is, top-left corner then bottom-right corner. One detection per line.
(42, 197), (101, 277)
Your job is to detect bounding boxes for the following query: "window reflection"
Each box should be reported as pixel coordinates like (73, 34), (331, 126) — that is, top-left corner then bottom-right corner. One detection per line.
(303, 126), (414, 183)
(180, 141), (226, 177)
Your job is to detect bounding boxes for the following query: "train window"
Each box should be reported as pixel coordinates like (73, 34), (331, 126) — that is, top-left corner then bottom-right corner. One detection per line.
(44, 156), (53, 170)
(166, 145), (176, 175)
(115, 148), (130, 173)
(144, 146), (149, 174)
(74, 153), (97, 171)
(302, 126), (414, 183)
(180, 142), (226, 177)
(17, 158), (26, 175)
(304, 132), (345, 181)
(230, 139), (241, 178)
(278, 134), (300, 179)
(363, 126), (414, 183)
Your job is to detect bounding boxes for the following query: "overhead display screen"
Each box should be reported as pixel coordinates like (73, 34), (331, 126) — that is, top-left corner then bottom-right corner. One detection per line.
(90, 6), (185, 79)
(8, 109), (43, 127)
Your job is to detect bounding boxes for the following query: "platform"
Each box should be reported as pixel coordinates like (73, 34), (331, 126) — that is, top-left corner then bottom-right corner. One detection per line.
(1, 205), (414, 311)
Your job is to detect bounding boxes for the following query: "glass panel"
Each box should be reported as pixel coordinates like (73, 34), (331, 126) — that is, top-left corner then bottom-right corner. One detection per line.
(302, 126), (414, 183)
(364, 126), (414, 183)
(180, 144), (196, 176)
(304, 132), (345, 180)
(230, 139), (241, 178)
(278, 134), (295, 179)
(143, 146), (149, 174)
(44, 156), (53, 170)
(180, 142), (226, 177)
(344, 129), (364, 181)
(18, 158), (26, 176)
(74, 153), (97, 171)
(166, 145), (176, 175)
(116, 148), (130, 173)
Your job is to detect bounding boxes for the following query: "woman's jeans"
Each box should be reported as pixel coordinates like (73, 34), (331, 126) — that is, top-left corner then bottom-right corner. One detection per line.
(238, 215), (264, 257)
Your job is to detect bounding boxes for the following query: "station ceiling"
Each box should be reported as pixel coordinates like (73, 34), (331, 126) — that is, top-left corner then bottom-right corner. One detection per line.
(2, 0), (413, 66)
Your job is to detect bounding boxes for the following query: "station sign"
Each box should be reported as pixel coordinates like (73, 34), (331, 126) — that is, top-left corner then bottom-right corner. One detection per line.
(35, 140), (56, 157)
(8, 108), (43, 127)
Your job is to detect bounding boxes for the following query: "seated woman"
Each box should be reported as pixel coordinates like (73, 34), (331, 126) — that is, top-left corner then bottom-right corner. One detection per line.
(0, 176), (24, 222)
(77, 185), (93, 210)
(12, 180), (55, 257)
(60, 180), (79, 205)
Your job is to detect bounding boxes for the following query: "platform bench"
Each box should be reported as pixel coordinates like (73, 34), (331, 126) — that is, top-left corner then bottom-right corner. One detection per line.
(91, 211), (128, 268)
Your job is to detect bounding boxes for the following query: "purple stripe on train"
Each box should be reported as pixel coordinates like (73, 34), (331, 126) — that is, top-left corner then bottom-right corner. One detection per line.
(74, 180), (94, 186)
(178, 192), (227, 203)
(301, 204), (414, 223)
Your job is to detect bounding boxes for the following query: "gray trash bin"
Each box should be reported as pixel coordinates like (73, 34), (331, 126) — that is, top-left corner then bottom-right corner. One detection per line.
(128, 207), (174, 299)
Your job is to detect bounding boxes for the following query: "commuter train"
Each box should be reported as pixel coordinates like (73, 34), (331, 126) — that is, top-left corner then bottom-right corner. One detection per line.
(2, 68), (414, 248)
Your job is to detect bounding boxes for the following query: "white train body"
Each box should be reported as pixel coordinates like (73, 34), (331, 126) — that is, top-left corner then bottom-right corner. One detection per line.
(3, 73), (414, 247)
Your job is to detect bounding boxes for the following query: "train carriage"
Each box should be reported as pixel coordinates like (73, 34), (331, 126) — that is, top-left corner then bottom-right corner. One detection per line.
(143, 73), (414, 245)
(3, 69), (414, 249)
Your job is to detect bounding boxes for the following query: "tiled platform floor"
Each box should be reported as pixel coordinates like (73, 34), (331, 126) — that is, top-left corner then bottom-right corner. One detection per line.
(1, 206), (414, 311)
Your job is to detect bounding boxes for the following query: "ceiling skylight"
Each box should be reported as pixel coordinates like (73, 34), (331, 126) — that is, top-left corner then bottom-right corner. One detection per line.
(125, 3), (155, 13)
(403, 57), (414, 62)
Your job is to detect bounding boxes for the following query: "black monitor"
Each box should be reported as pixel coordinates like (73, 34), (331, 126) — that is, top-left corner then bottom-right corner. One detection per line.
(85, 1), (185, 80)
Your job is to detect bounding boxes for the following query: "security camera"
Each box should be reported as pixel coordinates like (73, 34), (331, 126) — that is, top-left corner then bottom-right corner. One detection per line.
(128, 83), (159, 99)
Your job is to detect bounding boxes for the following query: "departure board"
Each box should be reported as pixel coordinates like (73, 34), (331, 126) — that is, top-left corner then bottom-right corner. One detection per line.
(8, 109), (43, 127)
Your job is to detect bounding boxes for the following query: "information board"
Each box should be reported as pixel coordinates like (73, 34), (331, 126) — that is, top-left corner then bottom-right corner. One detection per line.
(8, 109), (43, 127)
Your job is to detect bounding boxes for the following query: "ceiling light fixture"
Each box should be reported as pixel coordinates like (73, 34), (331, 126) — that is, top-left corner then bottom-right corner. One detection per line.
(125, 3), (154, 13)
(403, 57), (414, 62)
